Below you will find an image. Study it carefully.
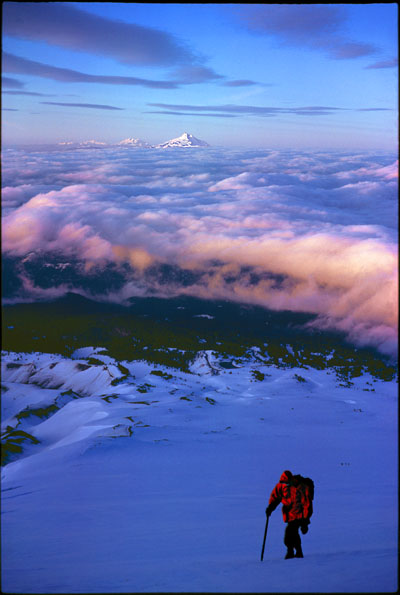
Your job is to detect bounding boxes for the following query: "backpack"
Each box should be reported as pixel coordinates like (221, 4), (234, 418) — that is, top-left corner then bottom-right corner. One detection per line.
(301, 476), (314, 501)
(293, 475), (314, 519)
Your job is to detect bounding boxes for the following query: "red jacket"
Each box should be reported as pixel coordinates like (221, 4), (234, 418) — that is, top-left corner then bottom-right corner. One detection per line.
(268, 471), (313, 523)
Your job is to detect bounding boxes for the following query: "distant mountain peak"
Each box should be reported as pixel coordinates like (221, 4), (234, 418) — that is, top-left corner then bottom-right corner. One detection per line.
(157, 132), (209, 148)
(117, 137), (152, 148)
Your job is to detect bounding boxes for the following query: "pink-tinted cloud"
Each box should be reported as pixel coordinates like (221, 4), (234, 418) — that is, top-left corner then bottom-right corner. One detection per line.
(1, 146), (398, 355)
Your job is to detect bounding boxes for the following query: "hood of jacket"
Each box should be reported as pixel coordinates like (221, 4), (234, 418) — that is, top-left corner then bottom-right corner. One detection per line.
(279, 470), (293, 484)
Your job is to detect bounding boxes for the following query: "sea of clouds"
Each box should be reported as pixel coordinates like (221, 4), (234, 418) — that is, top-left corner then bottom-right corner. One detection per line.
(2, 145), (398, 356)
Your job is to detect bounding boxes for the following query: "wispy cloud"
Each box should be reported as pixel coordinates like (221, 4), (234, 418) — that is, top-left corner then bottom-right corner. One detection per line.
(3, 1), (197, 67)
(357, 108), (393, 112)
(365, 58), (398, 69)
(326, 41), (379, 60)
(238, 5), (378, 60)
(40, 101), (124, 111)
(148, 102), (392, 118)
(2, 52), (228, 89)
(169, 65), (224, 84)
(2, 76), (25, 88)
(4, 90), (56, 97)
(2, 52), (180, 89)
(147, 111), (237, 118)
(148, 102), (349, 117)
(222, 80), (259, 87)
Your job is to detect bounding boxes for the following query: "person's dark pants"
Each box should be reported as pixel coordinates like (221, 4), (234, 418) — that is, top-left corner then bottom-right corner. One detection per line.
(284, 520), (302, 554)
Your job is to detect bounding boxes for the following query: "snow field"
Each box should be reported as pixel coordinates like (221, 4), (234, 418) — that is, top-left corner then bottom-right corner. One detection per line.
(1, 348), (398, 593)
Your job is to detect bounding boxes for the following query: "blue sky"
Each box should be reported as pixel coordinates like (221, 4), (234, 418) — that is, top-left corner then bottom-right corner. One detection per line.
(2, 2), (398, 148)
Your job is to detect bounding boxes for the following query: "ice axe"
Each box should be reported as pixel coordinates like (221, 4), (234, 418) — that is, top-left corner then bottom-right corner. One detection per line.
(260, 514), (270, 561)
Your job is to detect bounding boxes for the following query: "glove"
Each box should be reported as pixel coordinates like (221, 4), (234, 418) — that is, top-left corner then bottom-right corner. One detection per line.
(301, 521), (309, 534)
(266, 505), (273, 517)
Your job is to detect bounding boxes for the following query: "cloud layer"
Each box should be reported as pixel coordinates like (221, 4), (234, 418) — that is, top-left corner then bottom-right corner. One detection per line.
(2, 145), (398, 356)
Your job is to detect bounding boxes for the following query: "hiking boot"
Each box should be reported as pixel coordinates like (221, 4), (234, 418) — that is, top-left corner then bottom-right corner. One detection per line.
(295, 549), (304, 558)
(285, 549), (295, 559)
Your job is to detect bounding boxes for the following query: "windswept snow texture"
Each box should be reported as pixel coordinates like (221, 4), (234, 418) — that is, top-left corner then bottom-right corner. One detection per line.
(1, 348), (397, 593)
(2, 146), (397, 357)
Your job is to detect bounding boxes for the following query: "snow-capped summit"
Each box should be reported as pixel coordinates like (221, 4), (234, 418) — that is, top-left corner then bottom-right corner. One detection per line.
(118, 137), (152, 148)
(157, 132), (209, 148)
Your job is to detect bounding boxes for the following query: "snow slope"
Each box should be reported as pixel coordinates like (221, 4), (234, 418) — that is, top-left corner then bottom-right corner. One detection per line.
(1, 348), (398, 593)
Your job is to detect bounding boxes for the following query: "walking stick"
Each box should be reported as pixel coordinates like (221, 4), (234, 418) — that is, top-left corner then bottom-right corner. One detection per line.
(260, 515), (270, 561)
